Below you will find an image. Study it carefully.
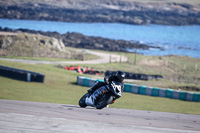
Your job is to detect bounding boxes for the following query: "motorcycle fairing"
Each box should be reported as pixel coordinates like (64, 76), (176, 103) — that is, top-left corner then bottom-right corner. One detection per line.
(85, 86), (107, 106)
(85, 95), (94, 106)
(108, 81), (122, 97)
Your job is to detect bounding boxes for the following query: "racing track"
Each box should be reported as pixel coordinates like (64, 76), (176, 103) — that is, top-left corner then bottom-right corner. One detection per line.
(0, 50), (128, 64)
(0, 99), (200, 133)
(0, 50), (200, 132)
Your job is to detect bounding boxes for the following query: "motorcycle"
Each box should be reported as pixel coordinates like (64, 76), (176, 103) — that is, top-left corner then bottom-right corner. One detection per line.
(79, 81), (122, 109)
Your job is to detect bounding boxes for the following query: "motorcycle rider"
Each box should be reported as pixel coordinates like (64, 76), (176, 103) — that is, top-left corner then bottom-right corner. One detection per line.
(87, 71), (126, 103)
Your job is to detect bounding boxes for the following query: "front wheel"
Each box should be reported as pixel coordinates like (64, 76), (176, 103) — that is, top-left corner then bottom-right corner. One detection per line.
(79, 93), (89, 108)
(95, 94), (113, 109)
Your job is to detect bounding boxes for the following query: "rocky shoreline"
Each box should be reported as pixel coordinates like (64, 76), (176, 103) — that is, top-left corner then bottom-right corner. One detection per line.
(0, 0), (200, 25)
(0, 27), (163, 52)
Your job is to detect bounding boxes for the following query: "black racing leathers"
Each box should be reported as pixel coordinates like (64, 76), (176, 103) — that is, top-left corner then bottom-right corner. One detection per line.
(87, 75), (124, 103)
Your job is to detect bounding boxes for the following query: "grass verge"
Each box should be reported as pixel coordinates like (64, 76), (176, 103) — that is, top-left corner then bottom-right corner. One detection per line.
(0, 59), (200, 114)
(76, 50), (200, 92)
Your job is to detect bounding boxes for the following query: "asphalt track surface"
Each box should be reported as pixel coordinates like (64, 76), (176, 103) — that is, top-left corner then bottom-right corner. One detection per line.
(1, 51), (200, 133)
(0, 99), (200, 133)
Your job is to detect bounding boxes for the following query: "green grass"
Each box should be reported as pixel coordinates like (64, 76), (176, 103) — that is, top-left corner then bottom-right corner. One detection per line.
(0, 47), (99, 61)
(0, 56), (78, 61)
(0, 59), (200, 114)
(75, 51), (200, 92)
(0, 60), (85, 103)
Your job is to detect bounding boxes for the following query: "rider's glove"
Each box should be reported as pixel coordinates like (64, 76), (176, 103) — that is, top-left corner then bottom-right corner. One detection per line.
(104, 76), (109, 84)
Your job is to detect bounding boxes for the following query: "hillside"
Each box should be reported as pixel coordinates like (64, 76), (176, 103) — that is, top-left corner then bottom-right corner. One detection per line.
(0, 32), (85, 60)
(0, 0), (200, 25)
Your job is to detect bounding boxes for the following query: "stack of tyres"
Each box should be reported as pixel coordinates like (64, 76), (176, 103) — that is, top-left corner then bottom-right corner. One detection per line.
(0, 65), (45, 82)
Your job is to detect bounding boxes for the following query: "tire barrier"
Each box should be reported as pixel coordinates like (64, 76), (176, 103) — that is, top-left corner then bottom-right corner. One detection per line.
(0, 65), (45, 83)
(77, 76), (200, 102)
(105, 71), (163, 81)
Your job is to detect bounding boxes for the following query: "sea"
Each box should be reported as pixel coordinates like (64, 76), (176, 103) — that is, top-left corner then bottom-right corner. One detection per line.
(0, 18), (200, 58)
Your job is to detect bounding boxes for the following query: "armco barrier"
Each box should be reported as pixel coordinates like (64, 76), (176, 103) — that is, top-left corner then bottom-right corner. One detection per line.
(0, 65), (45, 82)
(179, 92), (187, 101)
(186, 92), (193, 101)
(130, 84), (139, 94)
(89, 79), (96, 87)
(77, 76), (84, 85)
(77, 76), (200, 102)
(165, 89), (173, 98)
(173, 90), (180, 99)
(152, 87), (159, 96)
(193, 93), (200, 102)
(124, 83), (132, 92)
(139, 86), (146, 95)
(159, 89), (166, 97)
(145, 87), (152, 96)
(83, 78), (90, 87)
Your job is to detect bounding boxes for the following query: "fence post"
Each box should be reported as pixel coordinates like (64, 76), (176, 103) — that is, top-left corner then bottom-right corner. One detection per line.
(120, 55), (122, 63)
(195, 64), (198, 71)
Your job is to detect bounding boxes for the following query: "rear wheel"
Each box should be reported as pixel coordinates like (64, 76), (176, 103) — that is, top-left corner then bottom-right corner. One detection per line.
(95, 94), (113, 109)
(79, 93), (89, 108)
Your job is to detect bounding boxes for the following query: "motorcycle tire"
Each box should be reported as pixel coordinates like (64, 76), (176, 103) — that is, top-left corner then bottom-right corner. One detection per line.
(95, 94), (113, 109)
(79, 93), (89, 108)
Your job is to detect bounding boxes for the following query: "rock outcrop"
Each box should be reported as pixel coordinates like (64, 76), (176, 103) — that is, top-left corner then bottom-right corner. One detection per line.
(0, 27), (163, 52)
(0, 0), (200, 25)
(0, 33), (65, 52)
(0, 32), (67, 58)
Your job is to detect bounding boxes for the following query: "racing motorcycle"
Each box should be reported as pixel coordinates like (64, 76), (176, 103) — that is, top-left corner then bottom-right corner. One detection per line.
(79, 81), (122, 109)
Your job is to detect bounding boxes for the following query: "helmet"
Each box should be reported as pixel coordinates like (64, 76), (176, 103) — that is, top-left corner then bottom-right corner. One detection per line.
(115, 71), (126, 82)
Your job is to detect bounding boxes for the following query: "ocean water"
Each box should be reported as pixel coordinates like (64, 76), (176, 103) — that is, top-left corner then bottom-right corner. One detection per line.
(0, 18), (200, 58)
